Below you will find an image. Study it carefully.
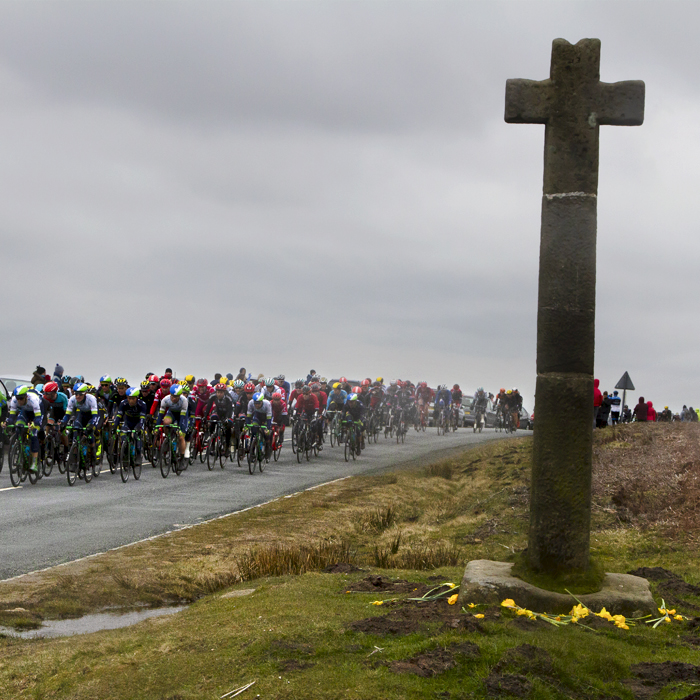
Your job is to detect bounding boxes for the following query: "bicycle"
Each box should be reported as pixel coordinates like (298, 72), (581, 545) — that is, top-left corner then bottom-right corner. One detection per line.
(43, 418), (65, 477)
(327, 410), (342, 448)
(394, 407), (406, 444)
(271, 422), (283, 462)
(65, 425), (97, 486)
(343, 419), (361, 461)
(9, 424), (40, 487)
(189, 419), (208, 464)
(436, 407), (451, 436)
(473, 406), (486, 433)
(246, 424), (267, 474)
(117, 428), (142, 482)
(156, 424), (186, 478)
(294, 414), (313, 463)
(237, 422), (251, 468)
(102, 419), (117, 474)
(206, 418), (228, 470)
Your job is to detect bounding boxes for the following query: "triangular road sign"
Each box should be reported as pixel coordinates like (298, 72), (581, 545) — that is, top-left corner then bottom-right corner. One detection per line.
(615, 371), (635, 391)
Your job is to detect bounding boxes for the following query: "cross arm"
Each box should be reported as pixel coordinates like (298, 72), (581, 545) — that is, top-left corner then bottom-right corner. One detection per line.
(505, 78), (551, 124)
(594, 80), (645, 126)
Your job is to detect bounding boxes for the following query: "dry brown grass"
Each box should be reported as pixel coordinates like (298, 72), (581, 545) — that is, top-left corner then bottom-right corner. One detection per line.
(592, 423), (700, 536)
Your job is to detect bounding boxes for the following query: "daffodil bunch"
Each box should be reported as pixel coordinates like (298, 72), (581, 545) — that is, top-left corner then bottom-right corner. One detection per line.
(461, 602), (485, 618)
(370, 582), (458, 607)
(646, 599), (688, 628)
(500, 599), (630, 629)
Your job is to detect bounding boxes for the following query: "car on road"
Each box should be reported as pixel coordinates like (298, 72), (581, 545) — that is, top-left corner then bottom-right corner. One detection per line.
(462, 395), (499, 428)
(0, 376), (32, 400)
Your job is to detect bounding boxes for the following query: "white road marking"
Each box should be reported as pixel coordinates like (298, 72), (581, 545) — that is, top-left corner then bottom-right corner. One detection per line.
(0, 486), (20, 493)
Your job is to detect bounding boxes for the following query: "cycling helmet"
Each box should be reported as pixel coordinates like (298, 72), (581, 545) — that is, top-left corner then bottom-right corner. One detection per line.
(44, 381), (59, 394)
(244, 382), (256, 393)
(265, 377), (275, 387)
(170, 384), (183, 397)
(513, 387), (519, 393)
(376, 377), (383, 383)
(193, 378), (205, 387)
(477, 387), (484, 393)
(149, 374), (160, 384)
(349, 394), (358, 402)
(115, 377), (128, 387)
(339, 376), (347, 384)
(311, 382), (321, 391)
(74, 375), (84, 383)
(352, 386), (361, 393)
(61, 375), (72, 384)
(160, 379), (172, 390)
(453, 384), (460, 390)
(390, 379), (397, 386)
(277, 374), (285, 381)
(215, 383), (227, 391)
(74, 383), (88, 394)
(233, 379), (245, 390)
(506, 389), (512, 395)
(140, 380), (149, 390)
(271, 392), (282, 400)
(361, 378), (370, 387)
(185, 374), (195, 383)
(35, 383), (45, 394)
(73, 382), (83, 393)
(420, 382), (428, 388)
(126, 387), (140, 398)
(332, 382), (340, 390)
(252, 392), (264, 403)
(301, 385), (311, 394)
(320, 377), (327, 384)
(87, 384), (98, 395)
(295, 379), (304, 388)
(99, 375), (112, 385)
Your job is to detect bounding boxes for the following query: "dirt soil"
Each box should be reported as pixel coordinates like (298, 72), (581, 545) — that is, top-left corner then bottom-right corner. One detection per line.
(342, 575), (430, 595)
(624, 661), (700, 700)
(389, 642), (480, 677)
(348, 598), (484, 636)
(629, 567), (700, 610)
(484, 673), (532, 698)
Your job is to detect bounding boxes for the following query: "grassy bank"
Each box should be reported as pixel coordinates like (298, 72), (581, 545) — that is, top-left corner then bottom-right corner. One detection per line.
(2, 425), (700, 698)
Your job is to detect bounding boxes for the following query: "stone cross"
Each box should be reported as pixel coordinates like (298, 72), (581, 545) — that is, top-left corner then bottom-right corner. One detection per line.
(505, 39), (644, 574)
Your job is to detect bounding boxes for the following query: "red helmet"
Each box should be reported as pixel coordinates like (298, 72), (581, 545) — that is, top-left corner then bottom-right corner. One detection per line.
(244, 382), (256, 393)
(339, 376), (347, 384)
(44, 381), (59, 394)
(361, 378), (370, 387)
(453, 384), (460, 390)
(149, 374), (159, 384)
(160, 379), (172, 389)
(196, 378), (208, 387)
(420, 381), (428, 388)
(311, 382), (321, 391)
(271, 392), (282, 400)
(352, 386), (361, 394)
(215, 383), (227, 391)
(500, 388), (505, 394)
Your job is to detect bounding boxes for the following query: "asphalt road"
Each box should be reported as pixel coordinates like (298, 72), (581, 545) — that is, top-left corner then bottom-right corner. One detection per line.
(0, 427), (527, 580)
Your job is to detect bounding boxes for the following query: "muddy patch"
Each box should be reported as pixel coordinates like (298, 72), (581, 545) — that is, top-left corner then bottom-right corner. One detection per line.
(342, 575), (429, 595)
(323, 563), (361, 574)
(625, 661), (700, 700)
(493, 644), (554, 677)
(628, 567), (700, 610)
(484, 673), (532, 697)
(349, 598), (484, 636)
(389, 642), (480, 677)
(279, 659), (314, 672)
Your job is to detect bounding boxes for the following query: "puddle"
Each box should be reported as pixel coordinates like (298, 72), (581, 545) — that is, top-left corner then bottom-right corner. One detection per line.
(0, 606), (186, 639)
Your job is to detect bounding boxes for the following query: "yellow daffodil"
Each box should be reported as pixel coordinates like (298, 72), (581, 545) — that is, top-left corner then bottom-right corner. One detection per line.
(611, 614), (626, 624)
(371, 601), (383, 606)
(516, 608), (529, 616)
(446, 583), (456, 589)
(501, 599), (516, 608)
(555, 616), (562, 622)
(570, 603), (589, 618)
(615, 621), (629, 630)
(658, 607), (676, 616)
(595, 607), (613, 621)
(674, 614), (684, 621)
(467, 603), (477, 608)
(526, 611), (536, 620)
(447, 594), (458, 605)
(474, 613), (485, 619)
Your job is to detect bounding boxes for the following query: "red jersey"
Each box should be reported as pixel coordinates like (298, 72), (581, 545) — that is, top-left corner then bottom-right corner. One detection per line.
(295, 394), (319, 415)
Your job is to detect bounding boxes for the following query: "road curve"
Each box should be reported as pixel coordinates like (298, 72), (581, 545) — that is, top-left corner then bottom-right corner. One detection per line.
(0, 427), (528, 580)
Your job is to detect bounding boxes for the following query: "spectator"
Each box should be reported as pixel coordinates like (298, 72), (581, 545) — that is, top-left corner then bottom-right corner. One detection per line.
(593, 378), (603, 425)
(621, 405), (632, 423)
(597, 391), (612, 428)
(235, 368), (247, 382)
(31, 365), (47, 386)
(609, 390), (622, 424)
(633, 397), (648, 422)
(52, 364), (64, 384)
(647, 400), (657, 422)
(210, 373), (222, 387)
(681, 405), (689, 421)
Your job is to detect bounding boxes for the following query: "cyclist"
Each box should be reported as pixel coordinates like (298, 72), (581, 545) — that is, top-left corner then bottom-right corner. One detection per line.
(113, 387), (147, 464)
(150, 378), (172, 417)
(473, 387), (488, 426)
(7, 386), (43, 473)
(60, 375), (74, 398)
(156, 384), (189, 458)
(233, 382), (257, 448)
(184, 375), (196, 392)
(246, 391), (273, 459)
(108, 378), (130, 419)
(326, 382), (348, 413)
(274, 374), (291, 400)
(270, 391), (288, 444)
(61, 383), (100, 464)
(205, 383), (235, 454)
(41, 381), (70, 456)
(342, 393), (366, 449)
(293, 385), (321, 448)
(96, 375), (113, 407)
(433, 385), (452, 425)
(287, 379), (305, 411)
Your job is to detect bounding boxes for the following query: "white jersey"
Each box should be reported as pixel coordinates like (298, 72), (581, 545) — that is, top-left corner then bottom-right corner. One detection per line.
(9, 392), (42, 416)
(66, 393), (98, 415)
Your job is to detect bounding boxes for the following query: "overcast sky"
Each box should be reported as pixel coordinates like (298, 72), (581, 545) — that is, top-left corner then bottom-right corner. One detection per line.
(2, 1), (697, 411)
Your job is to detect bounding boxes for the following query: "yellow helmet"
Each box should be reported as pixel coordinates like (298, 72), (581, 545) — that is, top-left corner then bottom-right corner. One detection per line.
(185, 374), (195, 383)
(376, 377), (384, 383)
(506, 389), (512, 394)
(333, 382), (340, 389)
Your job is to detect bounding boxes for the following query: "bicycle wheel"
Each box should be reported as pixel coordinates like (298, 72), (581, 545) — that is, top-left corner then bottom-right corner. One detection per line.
(132, 449), (142, 480)
(296, 432), (304, 463)
(83, 447), (93, 483)
(219, 437), (227, 469)
(291, 421), (299, 454)
(106, 434), (116, 474)
(330, 419), (336, 447)
(160, 436), (171, 478)
(237, 438), (246, 467)
(247, 436), (256, 474)
(118, 438), (129, 482)
(257, 436), (265, 473)
(66, 441), (79, 486)
(42, 437), (54, 477)
(305, 432), (312, 461)
(92, 442), (102, 478)
(9, 441), (23, 487)
(206, 436), (216, 470)
(273, 433), (282, 461)
(173, 439), (184, 475)
(344, 433), (351, 462)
